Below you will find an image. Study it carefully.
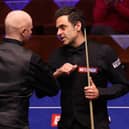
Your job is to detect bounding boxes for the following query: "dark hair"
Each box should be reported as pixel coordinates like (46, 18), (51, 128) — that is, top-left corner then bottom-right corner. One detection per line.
(55, 7), (86, 32)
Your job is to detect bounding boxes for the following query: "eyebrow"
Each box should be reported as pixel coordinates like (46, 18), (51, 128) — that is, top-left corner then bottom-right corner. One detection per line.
(57, 24), (67, 29)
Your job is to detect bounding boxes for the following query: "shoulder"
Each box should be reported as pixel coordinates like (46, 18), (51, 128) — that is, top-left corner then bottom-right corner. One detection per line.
(88, 40), (114, 54)
(31, 52), (45, 64)
(88, 40), (118, 64)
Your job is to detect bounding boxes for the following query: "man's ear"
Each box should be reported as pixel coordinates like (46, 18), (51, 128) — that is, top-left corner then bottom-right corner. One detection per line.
(20, 27), (26, 36)
(75, 21), (81, 31)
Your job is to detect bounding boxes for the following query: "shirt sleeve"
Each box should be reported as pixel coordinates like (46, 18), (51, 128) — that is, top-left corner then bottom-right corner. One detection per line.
(98, 45), (129, 100)
(28, 53), (59, 98)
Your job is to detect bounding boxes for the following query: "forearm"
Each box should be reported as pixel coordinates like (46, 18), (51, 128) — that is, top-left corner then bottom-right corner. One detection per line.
(98, 83), (129, 100)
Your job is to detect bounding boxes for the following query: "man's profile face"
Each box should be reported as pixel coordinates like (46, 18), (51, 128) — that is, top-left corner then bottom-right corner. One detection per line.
(56, 15), (79, 46)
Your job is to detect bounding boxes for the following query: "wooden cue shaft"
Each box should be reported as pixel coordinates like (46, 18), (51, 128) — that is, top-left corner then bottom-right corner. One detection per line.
(84, 28), (95, 129)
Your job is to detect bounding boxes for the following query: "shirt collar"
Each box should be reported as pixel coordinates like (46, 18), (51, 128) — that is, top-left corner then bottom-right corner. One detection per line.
(2, 38), (24, 46)
(64, 42), (85, 54)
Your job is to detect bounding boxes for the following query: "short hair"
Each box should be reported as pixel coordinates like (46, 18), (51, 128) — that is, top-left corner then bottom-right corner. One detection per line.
(55, 7), (86, 32)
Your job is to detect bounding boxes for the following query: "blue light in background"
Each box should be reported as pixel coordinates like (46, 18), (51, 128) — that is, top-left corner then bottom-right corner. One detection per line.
(53, 0), (80, 8)
(3, 0), (32, 10)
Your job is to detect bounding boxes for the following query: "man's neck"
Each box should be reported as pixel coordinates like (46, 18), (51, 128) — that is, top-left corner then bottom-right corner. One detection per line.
(5, 35), (22, 42)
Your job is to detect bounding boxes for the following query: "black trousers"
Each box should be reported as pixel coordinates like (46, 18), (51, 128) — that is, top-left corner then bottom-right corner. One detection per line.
(58, 119), (90, 129)
(58, 119), (110, 129)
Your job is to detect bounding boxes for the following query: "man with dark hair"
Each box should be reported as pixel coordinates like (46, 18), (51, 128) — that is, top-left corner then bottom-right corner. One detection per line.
(0, 10), (59, 129)
(49, 7), (129, 129)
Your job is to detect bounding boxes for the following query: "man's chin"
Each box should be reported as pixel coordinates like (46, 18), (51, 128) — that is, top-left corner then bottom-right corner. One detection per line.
(62, 41), (69, 45)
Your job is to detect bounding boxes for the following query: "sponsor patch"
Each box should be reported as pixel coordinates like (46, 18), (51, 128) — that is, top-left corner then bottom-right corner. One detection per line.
(78, 67), (98, 73)
(112, 58), (121, 68)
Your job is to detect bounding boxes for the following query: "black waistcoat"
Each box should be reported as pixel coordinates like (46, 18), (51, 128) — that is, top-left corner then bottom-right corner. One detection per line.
(0, 39), (32, 129)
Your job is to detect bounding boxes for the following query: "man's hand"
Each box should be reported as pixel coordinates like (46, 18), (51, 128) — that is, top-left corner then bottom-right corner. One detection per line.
(84, 77), (99, 100)
(53, 63), (77, 78)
